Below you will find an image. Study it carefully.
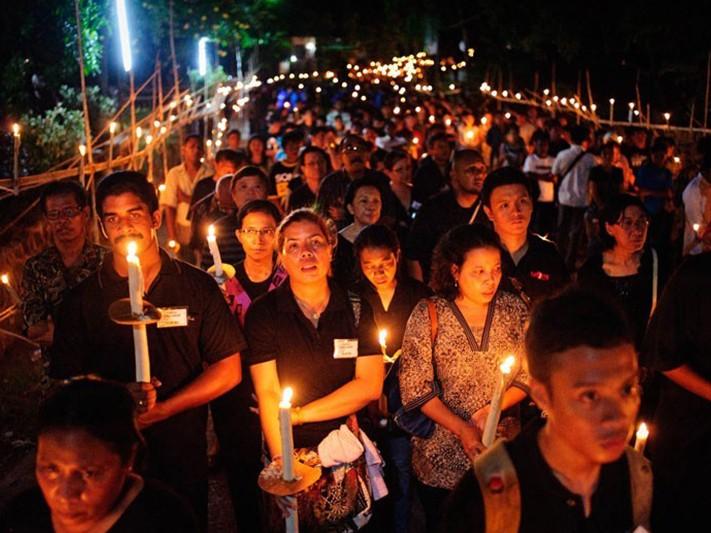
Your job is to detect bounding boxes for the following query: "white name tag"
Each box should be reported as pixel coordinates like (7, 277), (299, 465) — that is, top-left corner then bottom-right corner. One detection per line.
(156, 307), (188, 328)
(333, 339), (358, 359)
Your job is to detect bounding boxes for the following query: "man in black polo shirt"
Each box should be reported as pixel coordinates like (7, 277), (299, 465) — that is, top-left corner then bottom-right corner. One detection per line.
(405, 149), (490, 282)
(443, 288), (653, 532)
(50, 171), (245, 528)
(411, 132), (452, 205)
(481, 167), (569, 303)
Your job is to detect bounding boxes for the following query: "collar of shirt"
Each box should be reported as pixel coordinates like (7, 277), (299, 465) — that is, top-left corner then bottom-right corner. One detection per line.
(276, 278), (350, 316)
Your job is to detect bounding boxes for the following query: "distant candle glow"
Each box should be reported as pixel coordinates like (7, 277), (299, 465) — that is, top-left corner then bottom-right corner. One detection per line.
(1, 274), (9, 285)
(12, 123), (20, 136)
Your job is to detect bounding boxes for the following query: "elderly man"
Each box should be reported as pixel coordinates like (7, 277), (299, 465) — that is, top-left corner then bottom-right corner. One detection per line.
(22, 180), (106, 345)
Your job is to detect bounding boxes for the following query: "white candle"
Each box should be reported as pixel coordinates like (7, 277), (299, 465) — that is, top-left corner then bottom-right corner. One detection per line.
(634, 422), (649, 454)
(482, 355), (516, 447)
(132, 324), (151, 384)
(207, 224), (224, 278)
(126, 242), (144, 316)
(628, 102), (635, 123)
(1, 273), (21, 305)
(12, 123), (20, 183)
(693, 223), (701, 238)
(279, 387), (295, 481)
(663, 113), (671, 129)
(78, 144), (86, 185)
(609, 99), (615, 122)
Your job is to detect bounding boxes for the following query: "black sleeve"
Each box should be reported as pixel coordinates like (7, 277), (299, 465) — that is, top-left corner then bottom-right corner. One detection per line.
(356, 297), (382, 356)
(243, 296), (279, 366)
(441, 469), (486, 533)
(405, 202), (437, 262)
(198, 276), (247, 364)
(49, 288), (90, 379)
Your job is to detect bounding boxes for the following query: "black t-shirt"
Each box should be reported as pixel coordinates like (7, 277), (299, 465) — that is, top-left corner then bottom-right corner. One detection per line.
(268, 160), (299, 196)
(412, 156), (449, 205)
(287, 182), (318, 212)
(589, 165), (623, 209)
(501, 234), (570, 304)
(405, 190), (490, 281)
(0, 478), (199, 533)
(234, 261), (274, 301)
(244, 280), (380, 448)
(442, 423), (637, 533)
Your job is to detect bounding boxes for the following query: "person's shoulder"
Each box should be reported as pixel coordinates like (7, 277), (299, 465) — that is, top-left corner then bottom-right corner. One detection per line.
(529, 233), (562, 255)
(0, 485), (52, 530)
(126, 478), (200, 531)
(497, 289), (528, 315)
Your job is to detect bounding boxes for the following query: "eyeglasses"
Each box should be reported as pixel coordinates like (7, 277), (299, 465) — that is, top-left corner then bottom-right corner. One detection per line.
(45, 206), (83, 221)
(239, 227), (276, 238)
(617, 217), (650, 232)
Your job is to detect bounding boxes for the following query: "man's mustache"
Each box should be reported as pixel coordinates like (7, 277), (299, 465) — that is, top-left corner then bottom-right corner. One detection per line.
(114, 234), (144, 245)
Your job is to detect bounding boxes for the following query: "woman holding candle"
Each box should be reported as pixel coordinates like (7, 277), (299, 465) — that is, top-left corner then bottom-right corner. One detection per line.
(353, 224), (430, 533)
(398, 223), (528, 530)
(245, 208), (384, 531)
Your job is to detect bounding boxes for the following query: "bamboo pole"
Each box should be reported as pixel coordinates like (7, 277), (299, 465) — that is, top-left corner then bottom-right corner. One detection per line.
(704, 50), (710, 129)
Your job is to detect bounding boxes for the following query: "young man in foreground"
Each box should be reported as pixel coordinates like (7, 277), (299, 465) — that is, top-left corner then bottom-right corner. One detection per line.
(443, 287), (652, 532)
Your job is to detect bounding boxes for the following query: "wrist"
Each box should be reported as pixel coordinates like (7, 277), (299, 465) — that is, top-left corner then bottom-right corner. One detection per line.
(292, 406), (303, 426)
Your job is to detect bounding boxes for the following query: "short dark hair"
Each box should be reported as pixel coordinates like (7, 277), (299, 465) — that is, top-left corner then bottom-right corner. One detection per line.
(530, 129), (550, 145)
(40, 180), (87, 213)
(427, 132), (450, 149)
(276, 208), (336, 251)
(38, 377), (144, 464)
(96, 171), (158, 218)
(354, 223), (400, 257)
(525, 287), (633, 386)
(599, 194), (648, 250)
(227, 129), (241, 139)
(236, 199), (282, 229)
(230, 165), (269, 191)
(183, 133), (202, 146)
(481, 167), (535, 207)
(452, 148), (484, 169)
(299, 146), (328, 168)
(570, 125), (590, 145)
(430, 224), (501, 298)
(383, 149), (410, 171)
(281, 129), (305, 148)
(215, 148), (248, 167)
(344, 176), (383, 207)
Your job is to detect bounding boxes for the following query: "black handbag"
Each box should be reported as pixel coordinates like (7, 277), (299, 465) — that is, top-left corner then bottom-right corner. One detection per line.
(392, 299), (440, 438)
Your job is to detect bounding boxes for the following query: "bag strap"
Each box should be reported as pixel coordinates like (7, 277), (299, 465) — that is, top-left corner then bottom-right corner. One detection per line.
(624, 447), (653, 531)
(472, 440), (521, 533)
(468, 200), (483, 225)
(649, 248), (658, 320)
(557, 149), (587, 193)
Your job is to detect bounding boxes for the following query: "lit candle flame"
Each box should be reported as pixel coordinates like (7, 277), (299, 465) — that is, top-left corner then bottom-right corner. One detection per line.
(109, 121), (117, 134)
(12, 123), (20, 136)
(1, 273), (9, 285)
(636, 422), (649, 441)
(378, 329), (388, 349)
(127, 241), (137, 258)
(208, 224), (216, 239)
(280, 387), (293, 408)
(693, 223), (701, 233)
(78, 144), (86, 157)
(158, 183), (166, 193)
(168, 239), (177, 249)
(500, 355), (516, 374)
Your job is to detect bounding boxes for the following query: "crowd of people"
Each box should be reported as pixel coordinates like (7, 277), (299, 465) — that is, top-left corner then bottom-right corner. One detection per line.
(2, 80), (711, 533)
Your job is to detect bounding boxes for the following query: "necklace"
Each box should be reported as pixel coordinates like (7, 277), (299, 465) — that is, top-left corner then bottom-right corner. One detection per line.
(293, 293), (329, 321)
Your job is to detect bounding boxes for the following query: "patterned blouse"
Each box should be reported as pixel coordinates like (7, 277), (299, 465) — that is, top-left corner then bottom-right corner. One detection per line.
(398, 291), (529, 490)
(21, 243), (107, 329)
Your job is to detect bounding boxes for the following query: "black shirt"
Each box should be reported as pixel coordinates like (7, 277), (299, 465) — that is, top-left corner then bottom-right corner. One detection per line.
(0, 478), (199, 533)
(234, 261), (274, 301)
(318, 169), (392, 228)
(244, 280), (380, 448)
(268, 160), (299, 196)
(412, 156), (449, 205)
(589, 165), (623, 210)
(578, 247), (664, 350)
(501, 233), (570, 304)
(443, 423), (637, 533)
(287, 182), (318, 212)
(405, 189), (490, 281)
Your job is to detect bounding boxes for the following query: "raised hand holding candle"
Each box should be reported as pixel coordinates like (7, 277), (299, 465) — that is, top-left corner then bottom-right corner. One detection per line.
(207, 224), (224, 278)
(482, 355), (516, 447)
(1, 273), (21, 305)
(634, 422), (649, 454)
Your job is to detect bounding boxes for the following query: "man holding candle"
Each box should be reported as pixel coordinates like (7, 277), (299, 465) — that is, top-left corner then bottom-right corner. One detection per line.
(443, 288), (653, 533)
(50, 171), (246, 528)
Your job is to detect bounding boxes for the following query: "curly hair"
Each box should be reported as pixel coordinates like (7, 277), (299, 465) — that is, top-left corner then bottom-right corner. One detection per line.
(429, 224), (502, 299)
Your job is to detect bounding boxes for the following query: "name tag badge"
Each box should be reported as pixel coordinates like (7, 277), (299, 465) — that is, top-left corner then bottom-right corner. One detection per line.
(156, 307), (188, 328)
(333, 339), (358, 359)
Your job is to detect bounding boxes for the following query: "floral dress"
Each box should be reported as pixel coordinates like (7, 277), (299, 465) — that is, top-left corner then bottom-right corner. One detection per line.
(398, 291), (528, 490)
